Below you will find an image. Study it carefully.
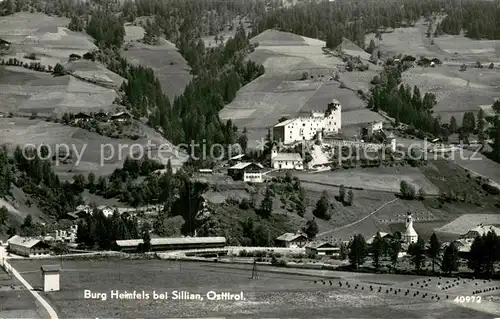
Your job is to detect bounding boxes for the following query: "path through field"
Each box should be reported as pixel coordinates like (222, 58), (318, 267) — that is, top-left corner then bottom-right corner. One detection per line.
(2, 257), (58, 319)
(317, 198), (399, 238)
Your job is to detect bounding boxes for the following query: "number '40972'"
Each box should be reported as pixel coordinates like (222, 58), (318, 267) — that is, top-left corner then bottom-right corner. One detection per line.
(454, 296), (481, 303)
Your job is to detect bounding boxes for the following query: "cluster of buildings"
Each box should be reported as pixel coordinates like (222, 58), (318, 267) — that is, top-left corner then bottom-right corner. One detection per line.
(272, 99), (342, 145)
(72, 110), (132, 124)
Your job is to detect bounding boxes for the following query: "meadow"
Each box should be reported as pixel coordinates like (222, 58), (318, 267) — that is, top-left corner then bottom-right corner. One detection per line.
(219, 29), (386, 148)
(9, 259), (499, 318)
(0, 118), (186, 180)
(0, 268), (44, 318)
(122, 23), (192, 100)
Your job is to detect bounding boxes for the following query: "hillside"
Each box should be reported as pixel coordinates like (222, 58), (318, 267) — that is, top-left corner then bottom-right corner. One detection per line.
(219, 29), (384, 148)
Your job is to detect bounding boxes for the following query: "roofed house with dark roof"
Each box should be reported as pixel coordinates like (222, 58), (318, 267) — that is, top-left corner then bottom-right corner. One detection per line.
(228, 162), (264, 183)
(305, 242), (340, 256)
(275, 232), (308, 248)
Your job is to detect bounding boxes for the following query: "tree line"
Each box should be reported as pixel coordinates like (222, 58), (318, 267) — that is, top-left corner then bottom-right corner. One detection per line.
(348, 230), (500, 277)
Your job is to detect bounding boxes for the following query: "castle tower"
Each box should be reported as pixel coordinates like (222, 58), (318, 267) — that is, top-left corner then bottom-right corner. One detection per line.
(271, 146), (278, 159)
(324, 99), (342, 133)
(404, 212), (418, 244)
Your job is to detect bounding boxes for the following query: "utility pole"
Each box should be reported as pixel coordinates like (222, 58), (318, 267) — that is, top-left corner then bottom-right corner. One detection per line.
(251, 259), (258, 279)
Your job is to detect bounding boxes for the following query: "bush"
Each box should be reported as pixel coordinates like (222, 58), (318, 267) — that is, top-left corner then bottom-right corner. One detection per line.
(482, 183), (500, 195)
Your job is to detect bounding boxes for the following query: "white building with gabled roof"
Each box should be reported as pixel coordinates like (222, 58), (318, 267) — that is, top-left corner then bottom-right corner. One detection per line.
(271, 147), (303, 170)
(273, 99), (341, 145)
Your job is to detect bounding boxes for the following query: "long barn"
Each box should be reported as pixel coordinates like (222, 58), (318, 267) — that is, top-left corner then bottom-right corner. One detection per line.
(115, 237), (226, 252)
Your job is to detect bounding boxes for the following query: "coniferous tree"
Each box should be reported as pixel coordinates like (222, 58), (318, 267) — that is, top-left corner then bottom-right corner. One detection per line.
(408, 238), (426, 271)
(371, 232), (384, 270)
(427, 233), (441, 272)
(348, 234), (367, 269)
(441, 243), (459, 275)
(303, 218), (318, 240)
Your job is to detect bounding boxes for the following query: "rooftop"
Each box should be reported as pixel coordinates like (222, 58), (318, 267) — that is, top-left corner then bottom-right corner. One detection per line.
(229, 162), (264, 170)
(306, 241), (336, 249)
(274, 118), (297, 127)
(464, 225), (500, 237)
(276, 233), (307, 242)
(115, 236), (227, 248)
(41, 265), (61, 273)
(229, 154), (246, 160)
(7, 235), (41, 248)
(272, 153), (303, 162)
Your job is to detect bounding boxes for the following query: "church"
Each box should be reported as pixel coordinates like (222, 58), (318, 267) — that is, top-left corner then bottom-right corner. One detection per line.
(403, 212), (418, 244)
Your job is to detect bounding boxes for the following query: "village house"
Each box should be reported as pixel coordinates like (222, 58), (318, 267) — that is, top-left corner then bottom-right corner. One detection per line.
(275, 232), (308, 248)
(305, 242), (340, 256)
(73, 112), (92, 124)
(97, 205), (115, 217)
(361, 120), (383, 136)
(366, 232), (393, 245)
(48, 225), (78, 243)
(273, 99), (342, 145)
(93, 111), (109, 122)
(111, 111), (132, 122)
(228, 162), (264, 183)
(115, 236), (226, 252)
(271, 147), (303, 170)
(7, 235), (51, 257)
(460, 224), (500, 242)
(0, 38), (10, 50)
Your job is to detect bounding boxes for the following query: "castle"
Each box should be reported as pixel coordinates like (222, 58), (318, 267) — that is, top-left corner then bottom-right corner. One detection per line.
(273, 99), (342, 145)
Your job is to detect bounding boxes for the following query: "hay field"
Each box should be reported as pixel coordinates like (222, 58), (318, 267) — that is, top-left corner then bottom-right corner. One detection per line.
(293, 166), (439, 195)
(122, 26), (191, 99)
(10, 259), (496, 318)
(0, 67), (118, 115)
(0, 118), (186, 180)
(402, 66), (499, 123)
(365, 18), (500, 124)
(0, 13), (97, 67)
(220, 29), (384, 147)
(0, 269), (45, 319)
(65, 59), (125, 89)
(436, 214), (500, 235)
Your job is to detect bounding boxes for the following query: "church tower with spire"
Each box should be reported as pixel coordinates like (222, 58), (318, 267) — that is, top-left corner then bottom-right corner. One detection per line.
(404, 212), (418, 244)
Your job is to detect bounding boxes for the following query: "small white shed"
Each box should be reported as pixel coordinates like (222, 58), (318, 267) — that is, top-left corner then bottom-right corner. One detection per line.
(41, 265), (61, 292)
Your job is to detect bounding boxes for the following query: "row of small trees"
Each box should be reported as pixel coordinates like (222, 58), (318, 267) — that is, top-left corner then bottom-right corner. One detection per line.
(347, 231), (500, 277)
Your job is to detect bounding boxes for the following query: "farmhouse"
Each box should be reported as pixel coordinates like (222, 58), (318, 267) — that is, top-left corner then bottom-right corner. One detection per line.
(94, 112), (109, 122)
(361, 121), (383, 136)
(0, 38), (10, 49)
(73, 112), (91, 123)
(366, 232), (392, 245)
(275, 232), (308, 248)
(111, 111), (132, 122)
(460, 225), (500, 242)
(7, 235), (51, 257)
(305, 242), (339, 256)
(97, 205), (115, 217)
(403, 212), (418, 244)
(115, 236), (226, 252)
(271, 147), (303, 170)
(272, 99), (341, 145)
(228, 162), (264, 183)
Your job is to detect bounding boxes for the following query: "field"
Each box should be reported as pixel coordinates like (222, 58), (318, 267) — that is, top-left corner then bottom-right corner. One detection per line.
(0, 117), (186, 180)
(122, 23), (191, 100)
(9, 259), (500, 318)
(291, 166), (439, 195)
(436, 214), (500, 235)
(0, 67), (118, 115)
(0, 267), (45, 318)
(219, 29), (386, 148)
(365, 18), (500, 124)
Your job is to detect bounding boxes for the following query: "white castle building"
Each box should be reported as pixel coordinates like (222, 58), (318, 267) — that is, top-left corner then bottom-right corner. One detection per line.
(403, 212), (418, 244)
(273, 99), (342, 145)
